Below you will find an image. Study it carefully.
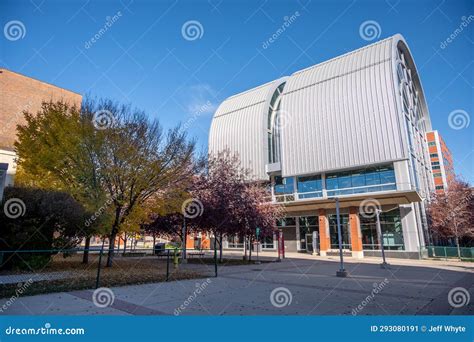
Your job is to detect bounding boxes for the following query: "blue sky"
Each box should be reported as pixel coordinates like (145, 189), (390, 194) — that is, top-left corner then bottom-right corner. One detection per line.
(1, 0), (473, 183)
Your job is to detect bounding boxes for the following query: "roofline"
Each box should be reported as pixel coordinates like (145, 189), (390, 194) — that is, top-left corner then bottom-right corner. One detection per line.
(0, 67), (83, 97)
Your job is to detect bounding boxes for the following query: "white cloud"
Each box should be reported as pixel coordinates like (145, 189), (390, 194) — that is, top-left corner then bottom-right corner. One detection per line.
(186, 83), (218, 115)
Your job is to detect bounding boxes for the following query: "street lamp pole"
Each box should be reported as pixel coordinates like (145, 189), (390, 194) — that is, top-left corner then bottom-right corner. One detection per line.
(375, 209), (389, 269)
(182, 216), (187, 263)
(335, 197), (347, 277)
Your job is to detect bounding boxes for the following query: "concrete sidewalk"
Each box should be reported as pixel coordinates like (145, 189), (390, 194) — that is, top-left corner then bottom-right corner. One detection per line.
(1, 256), (472, 316)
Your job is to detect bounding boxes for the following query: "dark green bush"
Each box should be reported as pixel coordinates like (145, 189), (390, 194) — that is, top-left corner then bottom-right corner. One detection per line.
(0, 186), (86, 270)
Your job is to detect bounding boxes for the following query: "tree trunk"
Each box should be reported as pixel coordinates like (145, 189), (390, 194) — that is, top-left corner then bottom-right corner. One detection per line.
(455, 235), (461, 260)
(106, 228), (118, 267)
(123, 233), (127, 254)
(248, 236), (252, 262)
(152, 232), (156, 250)
(82, 236), (91, 264)
(243, 235), (248, 260)
(213, 234), (218, 277)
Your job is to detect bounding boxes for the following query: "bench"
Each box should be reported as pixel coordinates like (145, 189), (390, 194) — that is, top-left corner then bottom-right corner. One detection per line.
(187, 252), (205, 259)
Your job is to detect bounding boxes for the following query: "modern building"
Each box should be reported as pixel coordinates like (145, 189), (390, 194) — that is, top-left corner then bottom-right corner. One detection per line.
(0, 68), (82, 194)
(209, 34), (436, 259)
(426, 130), (454, 193)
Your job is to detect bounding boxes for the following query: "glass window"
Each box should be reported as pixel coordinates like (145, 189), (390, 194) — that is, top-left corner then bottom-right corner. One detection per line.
(428, 141), (436, 146)
(365, 169), (380, 186)
(338, 173), (351, 189)
(328, 214), (351, 250)
(351, 171), (365, 187)
(326, 174), (338, 190)
(227, 235), (244, 249)
(299, 216), (318, 251)
(277, 217), (296, 227)
(378, 167), (396, 184)
(325, 166), (396, 196)
(360, 209), (404, 250)
(430, 153), (438, 158)
(297, 175), (322, 198)
(267, 82), (286, 164)
(274, 176), (294, 194)
(260, 235), (274, 249)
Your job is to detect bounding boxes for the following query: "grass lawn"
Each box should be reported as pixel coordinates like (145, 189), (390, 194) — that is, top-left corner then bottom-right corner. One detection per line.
(0, 253), (205, 298)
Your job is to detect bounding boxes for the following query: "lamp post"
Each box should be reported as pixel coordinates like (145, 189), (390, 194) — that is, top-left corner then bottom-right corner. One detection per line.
(375, 209), (389, 269)
(182, 217), (187, 263)
(255, 227), (261, 264)
(331, 197), (347, 277)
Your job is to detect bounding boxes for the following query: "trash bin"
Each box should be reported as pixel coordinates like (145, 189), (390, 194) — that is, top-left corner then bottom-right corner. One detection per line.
(154, 243), (166, 255)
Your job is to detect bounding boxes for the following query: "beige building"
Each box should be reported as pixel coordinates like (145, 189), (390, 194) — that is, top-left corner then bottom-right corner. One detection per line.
(0, 68), (82, 196)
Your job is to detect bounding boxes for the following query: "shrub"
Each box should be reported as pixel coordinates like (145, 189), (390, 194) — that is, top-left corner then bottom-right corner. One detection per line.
(0, 186), (86, 270)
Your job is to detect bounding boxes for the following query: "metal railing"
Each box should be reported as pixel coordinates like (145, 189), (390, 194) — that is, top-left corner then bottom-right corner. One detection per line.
(0, 247), (218, 290)
(272, 182), (400, 203)
(423, 246), (474, 261)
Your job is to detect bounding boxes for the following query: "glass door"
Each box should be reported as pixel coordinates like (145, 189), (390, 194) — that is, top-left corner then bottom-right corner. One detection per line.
(305, 234), (313, 253)
(328, 214), (351, 250)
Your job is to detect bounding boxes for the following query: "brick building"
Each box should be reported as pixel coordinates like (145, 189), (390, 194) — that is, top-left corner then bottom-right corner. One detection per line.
(0, 68), (82, 194)
(426, 130), (455, 192)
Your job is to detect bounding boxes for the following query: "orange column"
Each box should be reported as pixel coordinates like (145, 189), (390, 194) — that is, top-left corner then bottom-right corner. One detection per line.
(349, 207), (364, 258)
(186, 235), (194, 249)
(318, 209), (330, 256)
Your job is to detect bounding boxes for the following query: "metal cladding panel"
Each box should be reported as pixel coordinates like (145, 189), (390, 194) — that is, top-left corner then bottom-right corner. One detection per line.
(280, 36), (405, 177)
(209, 81), (281, 181)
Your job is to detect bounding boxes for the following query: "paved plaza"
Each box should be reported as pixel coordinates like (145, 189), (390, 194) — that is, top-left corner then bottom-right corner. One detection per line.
(1, 255), (473, 316)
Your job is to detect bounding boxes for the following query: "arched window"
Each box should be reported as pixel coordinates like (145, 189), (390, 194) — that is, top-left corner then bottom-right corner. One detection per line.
(267, 82), (286, 164)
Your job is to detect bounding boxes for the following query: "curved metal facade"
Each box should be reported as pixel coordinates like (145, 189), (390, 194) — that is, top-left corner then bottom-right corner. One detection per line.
(209, 34), (431, 181)
(208, 78), (287, 180)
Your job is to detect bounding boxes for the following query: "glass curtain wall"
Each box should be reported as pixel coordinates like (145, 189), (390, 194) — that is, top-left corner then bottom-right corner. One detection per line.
(326, 166), (396, 196)
(298, 216), (319, 251)
(297, 175), (323, 199)
(360, 209), (404, 250)
(328, 214), (351, 250)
